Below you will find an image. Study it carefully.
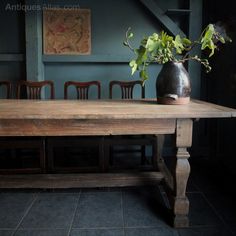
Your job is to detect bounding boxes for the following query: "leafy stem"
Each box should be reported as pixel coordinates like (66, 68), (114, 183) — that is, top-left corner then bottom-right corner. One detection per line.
(124, 23), (231, 83)
(123, 27), (135, 52)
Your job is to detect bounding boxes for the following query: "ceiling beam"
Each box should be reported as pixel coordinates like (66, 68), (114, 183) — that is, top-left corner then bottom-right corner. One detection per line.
(139, 0), (186, 37)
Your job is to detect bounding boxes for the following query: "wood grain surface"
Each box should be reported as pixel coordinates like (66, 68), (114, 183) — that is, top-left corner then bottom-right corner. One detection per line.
(0, 99), (235, 120)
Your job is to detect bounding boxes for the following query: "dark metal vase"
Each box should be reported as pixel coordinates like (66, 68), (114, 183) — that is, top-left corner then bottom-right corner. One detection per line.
(156, 61), (191, 105)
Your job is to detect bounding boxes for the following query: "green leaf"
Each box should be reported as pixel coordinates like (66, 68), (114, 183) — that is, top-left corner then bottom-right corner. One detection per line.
(182, 38), (192, 46)
(200, 24), (218, 57)
(146, 38), (157, 52)
(129, 60), (138, 75)
(128, 32), (134, 39)
(219, 36), (225, 44)
(173, 35), (185, 54)
(209, 40), (216, 57)
(146, 38), (155, 50)
(136, 46), (148, 65)
(139, 69), (148, 82)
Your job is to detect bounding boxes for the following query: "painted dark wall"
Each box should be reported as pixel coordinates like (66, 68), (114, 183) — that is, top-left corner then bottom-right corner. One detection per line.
(202, 0), (236, 174)
(43, 0), (163, 99)
(0, 0), (25, 96)
(0, 0), (200, 99)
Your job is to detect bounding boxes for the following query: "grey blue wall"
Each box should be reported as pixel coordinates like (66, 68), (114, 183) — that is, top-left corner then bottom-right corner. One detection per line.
(0, 0), (25, 97)
(41, 0), (165, 99)
(0, 0), (202, 99)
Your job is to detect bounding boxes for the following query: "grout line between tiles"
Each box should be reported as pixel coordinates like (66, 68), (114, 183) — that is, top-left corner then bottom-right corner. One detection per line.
(200, 191), (235, 235)
(68, 226), (124, 230)
(67, 191), (81, 236)
(71, 226), (171, 230)
(191, 181), (203, 193)
(12, 192), (39, 236)
(121, 190), (125, 236)
(11, 227), (72, 230)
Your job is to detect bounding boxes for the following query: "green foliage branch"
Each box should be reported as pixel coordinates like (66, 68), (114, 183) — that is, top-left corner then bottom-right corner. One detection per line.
(124, 24), (232, 83)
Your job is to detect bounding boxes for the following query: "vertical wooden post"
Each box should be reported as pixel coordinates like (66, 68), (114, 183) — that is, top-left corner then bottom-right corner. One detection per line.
(172, 118), (192, 227)
(25, 0), (44, 83)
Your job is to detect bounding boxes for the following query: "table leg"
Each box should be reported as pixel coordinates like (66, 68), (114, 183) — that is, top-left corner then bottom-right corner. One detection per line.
(172, 118), (192, 227)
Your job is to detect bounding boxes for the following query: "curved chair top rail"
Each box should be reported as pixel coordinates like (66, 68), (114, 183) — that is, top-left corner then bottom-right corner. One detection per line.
(109, 80), (145, 99)
(64, 81), (101, 100)
(0, 81), (12, 99)
(16, 80), (55, 99)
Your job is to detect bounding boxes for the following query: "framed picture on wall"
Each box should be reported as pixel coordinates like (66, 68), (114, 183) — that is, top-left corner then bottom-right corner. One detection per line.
(43, 9), (91, 55)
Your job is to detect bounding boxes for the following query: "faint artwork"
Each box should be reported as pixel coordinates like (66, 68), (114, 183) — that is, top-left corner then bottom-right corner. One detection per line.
(43, 9), (91, 55)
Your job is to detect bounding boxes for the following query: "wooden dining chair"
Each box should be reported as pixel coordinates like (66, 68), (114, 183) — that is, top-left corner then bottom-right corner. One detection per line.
(107, 80), (158, 170)
(47, 80), (103, 173)
(0, 80), (55, 174)
(64, 81), (101, 99)
(0, 80), (15, 174)
(109, 80), (145, 99)
(16, 80), (55, 99)
(0, 81), (12, 99)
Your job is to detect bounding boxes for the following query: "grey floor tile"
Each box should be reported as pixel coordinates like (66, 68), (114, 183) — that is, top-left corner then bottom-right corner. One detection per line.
(178, 226), (234, 236)
(186, 178), (199, 193)
(188, 193), (223, 226)
(19, 193), (78, 229)
(190, 161), (235, 195)
(14, 229), (68, 236)
(227, 221), (236, 235)
(123, 187), (169, 227)
(0, 230), (14, 236)
(0, 193), (35, 228)
(191, 175), (222, 195)
(203, 193), (236, 223)
(73, 192), (123, 228)
(125, 227), (178, 236)
(51, 188), (81, 194)
(70, 228), (124, 236)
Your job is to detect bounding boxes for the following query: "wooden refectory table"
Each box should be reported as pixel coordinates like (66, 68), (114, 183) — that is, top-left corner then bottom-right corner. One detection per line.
(0, 99), (235, 227)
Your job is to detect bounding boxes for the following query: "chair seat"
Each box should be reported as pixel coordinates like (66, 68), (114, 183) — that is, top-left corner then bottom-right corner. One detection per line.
(106, 134), (158, 170)
(107, 80), (159, 171)
(0, 80), (55, 174)
(47, 80), (103, 173)
(47, 136), (104, 173)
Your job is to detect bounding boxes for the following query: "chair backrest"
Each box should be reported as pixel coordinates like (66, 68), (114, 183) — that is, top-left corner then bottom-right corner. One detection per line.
(64, 81), (101, 100)
(109, 80), (145, 99)
(0, 81), (12, 99)
(16, 80), (55, 99)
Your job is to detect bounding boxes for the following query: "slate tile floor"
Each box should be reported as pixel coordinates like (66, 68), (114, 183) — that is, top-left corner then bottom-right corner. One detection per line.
(0, 159), (235, 236)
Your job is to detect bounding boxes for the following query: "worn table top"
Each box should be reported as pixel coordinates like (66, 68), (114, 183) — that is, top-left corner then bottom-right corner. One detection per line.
(0, 99), (235, 120)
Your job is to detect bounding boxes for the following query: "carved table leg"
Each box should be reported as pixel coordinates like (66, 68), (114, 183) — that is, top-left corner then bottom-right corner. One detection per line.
(172, 119), (192, 227)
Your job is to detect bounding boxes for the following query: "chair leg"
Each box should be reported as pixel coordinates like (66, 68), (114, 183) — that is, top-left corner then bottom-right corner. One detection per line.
(47, 139), (55, 173)
(109, 146), (114, 166)
(141, 145), (146, 165)
(103, 138), (111, 172)
(40, 138), (46, 173)
(152, 134), (165, 170)
(99, 137), (105, 172)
